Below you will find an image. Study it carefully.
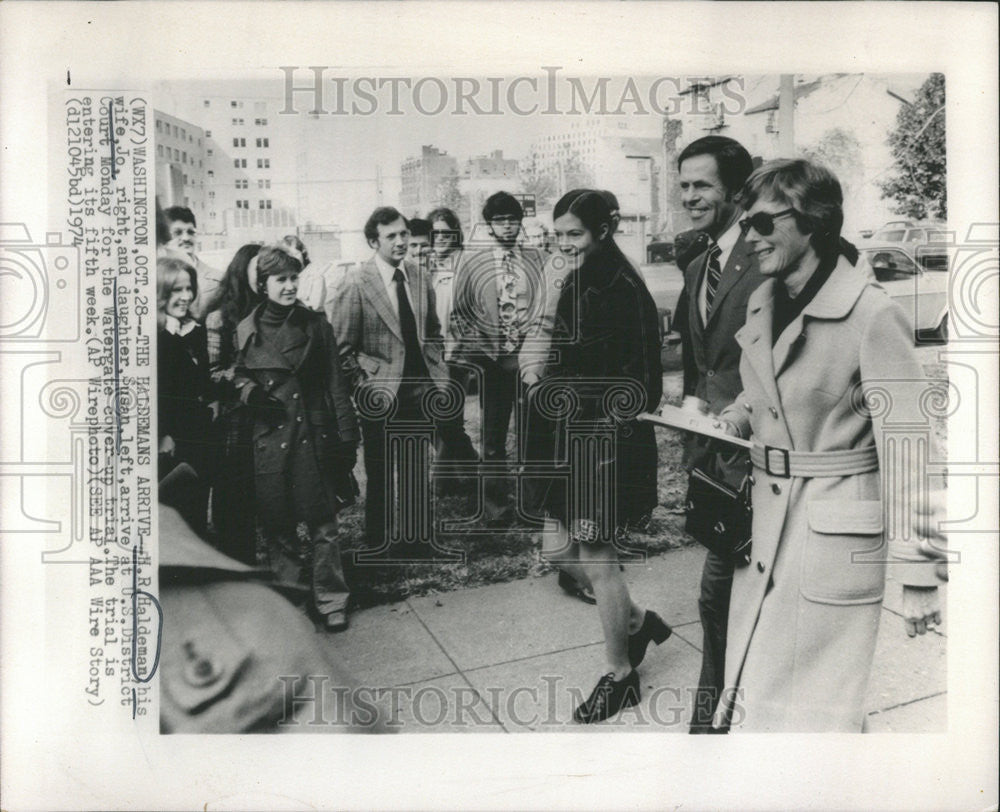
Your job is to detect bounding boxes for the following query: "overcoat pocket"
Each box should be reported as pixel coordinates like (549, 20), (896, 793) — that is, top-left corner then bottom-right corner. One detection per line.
(800, 499), (886, 605)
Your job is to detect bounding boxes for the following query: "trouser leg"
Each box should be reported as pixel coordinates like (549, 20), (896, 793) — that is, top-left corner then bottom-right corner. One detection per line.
(361, 415), (388, 549)
(691, 550), (734, 732)
(311, 519), (349, 618)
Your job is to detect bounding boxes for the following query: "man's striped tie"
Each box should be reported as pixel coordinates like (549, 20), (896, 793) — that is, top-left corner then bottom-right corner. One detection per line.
(705, 243), (723, 313)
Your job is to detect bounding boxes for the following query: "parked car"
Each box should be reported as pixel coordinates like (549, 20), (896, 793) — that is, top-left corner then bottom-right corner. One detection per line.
(870, 219), (950, 272)
(646, 233), (675, 264)
(856, 241), (949, 342)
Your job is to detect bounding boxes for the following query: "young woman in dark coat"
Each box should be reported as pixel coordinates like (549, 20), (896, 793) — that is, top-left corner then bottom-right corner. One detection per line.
(539, 189), (670, 723)
(202, 243), (263, 564)
(233, 244), (361, 631)
(157, 255), (217, 533)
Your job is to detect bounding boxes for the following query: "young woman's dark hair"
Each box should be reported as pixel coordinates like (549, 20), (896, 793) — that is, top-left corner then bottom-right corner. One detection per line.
(203, 244), (263, 329)
(553, 188), (632, 268)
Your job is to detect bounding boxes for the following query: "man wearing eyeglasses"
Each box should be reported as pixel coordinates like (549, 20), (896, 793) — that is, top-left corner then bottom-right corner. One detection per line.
(450, 192), (546, 526)
(164, 206), (221, 319)
(673, 136), (764, 734)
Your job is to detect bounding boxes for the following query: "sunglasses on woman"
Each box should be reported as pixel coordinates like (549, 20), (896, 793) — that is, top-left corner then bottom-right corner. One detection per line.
(739, 208), (798, 236)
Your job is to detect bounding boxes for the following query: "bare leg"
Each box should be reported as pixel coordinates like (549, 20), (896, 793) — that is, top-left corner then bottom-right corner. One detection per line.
(578, 540), (634, 676)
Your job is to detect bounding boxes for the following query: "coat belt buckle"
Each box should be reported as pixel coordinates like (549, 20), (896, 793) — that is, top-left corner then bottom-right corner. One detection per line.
(764, 446), (790, 478)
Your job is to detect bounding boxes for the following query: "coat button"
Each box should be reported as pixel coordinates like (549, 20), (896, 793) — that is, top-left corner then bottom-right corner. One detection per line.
(182, 641), (221, 687)
(280, 442), (288, 449)
(744, 402), (753, 412)
(267, 380), (274, 386)
(757, 561), (765, 573)
(771, 483), (781, 495)
(769, 406), (779, 418)
(301, 438), (308, 445)
(292, 393), (300, 399)
(707, 370), (715, 378)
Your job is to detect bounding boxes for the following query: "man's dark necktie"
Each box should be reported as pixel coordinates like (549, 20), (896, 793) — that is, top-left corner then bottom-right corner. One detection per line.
(394, 267), (428, 380)
(705, 243), (723, 314)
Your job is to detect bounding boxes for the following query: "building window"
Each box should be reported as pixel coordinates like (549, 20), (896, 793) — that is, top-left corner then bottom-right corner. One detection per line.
(172, 125), (178, 137)
(204, 99), (210, 107)
(256, 137), (270, 148)
(233, 158), (247, 168)
(207, 149), (213, 156)
(231, 101), (238, 108)
(209, 191), (215, 199)
(157, 145), (163, 156)
(233, 137), (246, 148)
(207, 170), (214, 178)
(205, 130), (212, 138)
(155, 119), (162, 132)
(182, 151), (187, 163)
(257, 158), (270, 169)
(180, 128), (186, 140)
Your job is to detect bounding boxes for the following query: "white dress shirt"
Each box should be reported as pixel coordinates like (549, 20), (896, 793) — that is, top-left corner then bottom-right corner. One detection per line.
(374, 253), (413, 318)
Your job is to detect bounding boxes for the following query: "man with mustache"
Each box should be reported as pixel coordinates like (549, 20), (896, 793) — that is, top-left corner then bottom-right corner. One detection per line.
(672, 136), (764, 733)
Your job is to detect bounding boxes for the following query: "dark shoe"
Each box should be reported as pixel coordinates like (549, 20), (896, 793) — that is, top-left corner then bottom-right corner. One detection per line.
(558, 569), (596, 605)
(324, 610), (348, 632)
(628, 610), (672, 669)
(573, 670), (640, 724)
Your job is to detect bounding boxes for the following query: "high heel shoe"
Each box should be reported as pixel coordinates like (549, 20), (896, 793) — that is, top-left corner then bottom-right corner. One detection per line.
(628, 610), (672, 669)
(573, 670), (640, 724)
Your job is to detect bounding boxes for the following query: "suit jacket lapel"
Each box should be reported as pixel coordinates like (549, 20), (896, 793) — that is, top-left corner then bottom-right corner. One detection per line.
(686, 250), (709, 332)
(360, 259), (403, 342)
(705, 235), (751, 329)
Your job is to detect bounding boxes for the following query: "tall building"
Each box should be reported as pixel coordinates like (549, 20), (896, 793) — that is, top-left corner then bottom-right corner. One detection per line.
(154, 112), (208, 247)
(399, 145), (458, 217)
(530, 117), (661, 258)
(154, 94), (296, 255)
(462, 150), (520, 229)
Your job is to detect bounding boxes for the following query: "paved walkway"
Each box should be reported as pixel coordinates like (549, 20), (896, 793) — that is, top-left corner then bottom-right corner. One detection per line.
(330, 545), (947, 733)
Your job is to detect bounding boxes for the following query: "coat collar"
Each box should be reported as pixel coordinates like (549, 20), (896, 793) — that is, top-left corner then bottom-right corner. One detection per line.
(235, 302), (315, 373)
(738, 256), (868, 414)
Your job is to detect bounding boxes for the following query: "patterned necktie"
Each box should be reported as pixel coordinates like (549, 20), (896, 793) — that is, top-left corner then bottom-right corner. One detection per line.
(705, 243), (723, 313)
(498, 250), (520, 353)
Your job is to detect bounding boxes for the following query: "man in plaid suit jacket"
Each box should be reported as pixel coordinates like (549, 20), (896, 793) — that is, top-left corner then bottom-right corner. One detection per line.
(332, 207), (450, 558)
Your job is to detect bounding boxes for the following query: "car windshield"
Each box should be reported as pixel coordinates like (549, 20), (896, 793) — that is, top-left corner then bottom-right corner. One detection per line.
(874, 229), (906, 241)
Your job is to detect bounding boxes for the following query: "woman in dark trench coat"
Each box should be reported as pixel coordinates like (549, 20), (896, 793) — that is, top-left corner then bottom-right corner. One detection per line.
(234, 244), (361, 631)
(537, 189), (671, 723)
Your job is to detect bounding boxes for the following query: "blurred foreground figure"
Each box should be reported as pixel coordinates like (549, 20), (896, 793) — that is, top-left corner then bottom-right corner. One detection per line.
(159, 501), (388, 734)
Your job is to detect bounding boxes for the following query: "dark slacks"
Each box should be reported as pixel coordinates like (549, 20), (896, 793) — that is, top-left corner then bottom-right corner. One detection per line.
(359, 381), (433, 558)
(691, 549), (734, 732)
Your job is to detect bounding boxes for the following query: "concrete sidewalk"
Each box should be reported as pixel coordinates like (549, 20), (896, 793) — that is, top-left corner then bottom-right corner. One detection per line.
(328, 545), (947, 733)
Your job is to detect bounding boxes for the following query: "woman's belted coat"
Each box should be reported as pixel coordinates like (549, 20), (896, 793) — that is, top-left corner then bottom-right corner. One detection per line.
(714, 258), (943, 732)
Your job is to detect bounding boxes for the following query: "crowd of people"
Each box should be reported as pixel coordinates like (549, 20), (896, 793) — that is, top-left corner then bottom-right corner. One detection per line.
(156, 134), (947, 732)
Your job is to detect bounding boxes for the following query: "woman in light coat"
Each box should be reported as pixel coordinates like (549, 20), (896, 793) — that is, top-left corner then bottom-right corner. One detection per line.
(713, 159), (946, 732)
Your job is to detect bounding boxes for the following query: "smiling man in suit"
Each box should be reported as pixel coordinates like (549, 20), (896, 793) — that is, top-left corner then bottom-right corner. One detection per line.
(672, 136), (764, 733)
(332, 206), (451, 560)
